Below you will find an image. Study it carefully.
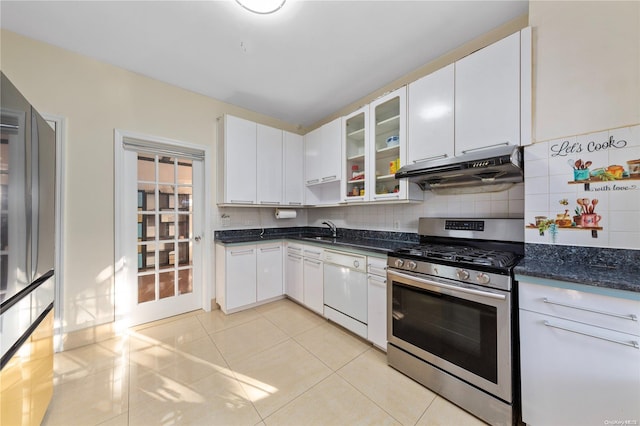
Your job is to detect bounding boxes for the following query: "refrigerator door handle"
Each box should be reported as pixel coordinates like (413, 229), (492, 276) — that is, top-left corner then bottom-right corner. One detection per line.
(29, 109), (40, 282)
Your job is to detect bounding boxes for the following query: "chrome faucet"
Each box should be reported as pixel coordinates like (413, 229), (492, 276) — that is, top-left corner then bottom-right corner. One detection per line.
(322, 220), (337, 238)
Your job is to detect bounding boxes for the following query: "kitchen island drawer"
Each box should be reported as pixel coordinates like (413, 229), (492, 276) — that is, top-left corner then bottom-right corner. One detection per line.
(519, 281), (640, 336)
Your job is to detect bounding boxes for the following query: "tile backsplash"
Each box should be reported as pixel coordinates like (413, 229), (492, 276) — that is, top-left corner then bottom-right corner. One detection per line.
(307, 184), (524, 233)
(524, 124), (640, 249)
(215, 184), (524, 234)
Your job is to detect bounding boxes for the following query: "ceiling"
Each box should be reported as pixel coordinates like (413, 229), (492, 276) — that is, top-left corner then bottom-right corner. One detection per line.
(0, 0), (528, 129)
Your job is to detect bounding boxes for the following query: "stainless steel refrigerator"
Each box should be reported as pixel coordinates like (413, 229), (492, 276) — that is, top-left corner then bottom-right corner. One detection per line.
(0, 71), (56, 423)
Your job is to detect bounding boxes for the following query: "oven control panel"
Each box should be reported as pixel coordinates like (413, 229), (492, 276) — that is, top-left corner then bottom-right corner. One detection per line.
(387, 256), (512, 291)
(444, 220), (484, 231)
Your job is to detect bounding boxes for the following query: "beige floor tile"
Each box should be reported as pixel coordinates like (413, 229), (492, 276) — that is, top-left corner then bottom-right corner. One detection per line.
(264, 374), (401, 426)
(127, 343), (232, 408)
(197, 307), (263, 334)
(128, 369), (260, 426)
(251, 297), (305, 315)
(129, 334), (227, 374)
(187, 371), (263, 425)
(230, 339), (333, 418)
(210, 317), (289, 364)
(338, 348), (437, 425)
(96, 413), (129, 426)
(42, 366), (129, 426)
(293, 322), (370, 370)
(130, 315), (207, 348)
(128, 368), (193, 408)
(54, 336), (129, 385)
(259, 300), (326, 337)
(416, 396), (488, 426)
(158, 355), (228, 387)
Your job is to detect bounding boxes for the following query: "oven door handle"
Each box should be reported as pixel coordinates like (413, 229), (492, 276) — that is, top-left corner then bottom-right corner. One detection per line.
(387, 270), (506, 301)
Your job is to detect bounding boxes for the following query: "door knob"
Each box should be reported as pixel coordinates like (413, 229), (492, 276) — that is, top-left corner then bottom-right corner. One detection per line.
(194, 236), (202, 242)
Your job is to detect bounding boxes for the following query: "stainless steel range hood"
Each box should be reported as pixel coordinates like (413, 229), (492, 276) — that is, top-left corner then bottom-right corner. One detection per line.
(395, 145), (523, 193)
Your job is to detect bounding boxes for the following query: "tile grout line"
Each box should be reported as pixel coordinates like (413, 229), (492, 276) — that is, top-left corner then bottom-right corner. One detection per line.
(334, 348), (410, 426)
(200, 316), (266, 424)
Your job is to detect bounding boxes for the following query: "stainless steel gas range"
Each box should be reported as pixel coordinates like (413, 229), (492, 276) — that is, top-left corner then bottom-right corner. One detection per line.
(387, 218), (524, 426)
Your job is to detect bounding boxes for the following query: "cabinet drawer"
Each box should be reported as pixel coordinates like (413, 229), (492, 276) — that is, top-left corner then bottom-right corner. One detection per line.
(519, 281), (640, 336)
(520, 309), (640, 425)
(302, 245), (324, 260)
(367, 256), (387, 277)
(286, 242), (303, 254)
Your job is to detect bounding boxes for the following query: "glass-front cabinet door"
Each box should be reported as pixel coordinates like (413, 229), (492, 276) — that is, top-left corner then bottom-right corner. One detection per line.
(343, 106), (368, 202)
(370, 87), (407, 202)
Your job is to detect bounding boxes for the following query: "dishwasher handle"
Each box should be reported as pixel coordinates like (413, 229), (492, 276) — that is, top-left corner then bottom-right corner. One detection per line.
(323, 249), (367, 273)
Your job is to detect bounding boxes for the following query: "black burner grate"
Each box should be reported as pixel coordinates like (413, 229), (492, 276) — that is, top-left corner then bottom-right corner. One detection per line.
(397, 244), (519, 269)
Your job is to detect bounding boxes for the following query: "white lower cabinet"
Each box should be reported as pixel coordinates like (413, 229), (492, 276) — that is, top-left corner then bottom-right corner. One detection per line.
(219, 240), (392, 350)
(519, 281), (640, 426)
(216, 244), (256, 313)
(215, 242), (284, 314)
(302, 245), (324, 315)
(257, 243), (283, 301)
(367, 256), (387, 351)
(284, 243), (303, 303)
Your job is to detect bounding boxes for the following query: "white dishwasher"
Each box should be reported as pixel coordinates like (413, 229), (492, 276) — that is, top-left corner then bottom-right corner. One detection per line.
(323, 249), (368, 338)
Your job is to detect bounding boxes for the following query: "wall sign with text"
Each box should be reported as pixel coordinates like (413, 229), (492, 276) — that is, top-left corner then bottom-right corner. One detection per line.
(524, 124), (640, 248)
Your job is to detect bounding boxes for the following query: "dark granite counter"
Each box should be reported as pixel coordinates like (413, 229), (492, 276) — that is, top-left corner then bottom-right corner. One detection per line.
(214, 226), (419, 255)
(515, 244), (640, 294)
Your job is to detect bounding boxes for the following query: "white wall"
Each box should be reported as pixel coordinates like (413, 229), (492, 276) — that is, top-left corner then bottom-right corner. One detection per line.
(530, 1), (639, 142)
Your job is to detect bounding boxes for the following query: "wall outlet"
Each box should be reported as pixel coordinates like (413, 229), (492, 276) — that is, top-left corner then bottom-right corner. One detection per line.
(393, 220), (400, 230)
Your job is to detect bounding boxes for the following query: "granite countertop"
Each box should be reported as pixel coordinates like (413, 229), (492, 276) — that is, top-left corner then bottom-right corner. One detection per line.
(515, 244), (640, 294)
(214, 226), (419, 255)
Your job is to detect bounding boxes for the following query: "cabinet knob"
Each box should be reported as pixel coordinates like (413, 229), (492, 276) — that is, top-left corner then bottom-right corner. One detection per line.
(195, 236), (202, 242)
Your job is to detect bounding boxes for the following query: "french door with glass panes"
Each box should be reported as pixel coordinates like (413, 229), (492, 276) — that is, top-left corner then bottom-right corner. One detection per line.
(122, 148), (203, 326)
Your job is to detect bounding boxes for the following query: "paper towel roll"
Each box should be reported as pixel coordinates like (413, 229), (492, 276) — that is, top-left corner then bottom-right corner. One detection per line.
(275, 209), (297, 219)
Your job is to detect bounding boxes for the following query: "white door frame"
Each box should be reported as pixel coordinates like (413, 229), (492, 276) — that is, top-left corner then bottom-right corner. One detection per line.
(43, 113), (65, 352)
(114, 129), (212, 328)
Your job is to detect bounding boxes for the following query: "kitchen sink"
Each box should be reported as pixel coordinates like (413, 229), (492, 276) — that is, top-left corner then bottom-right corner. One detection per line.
(306, 236), (337, 242)
(302, 236), (379, 251)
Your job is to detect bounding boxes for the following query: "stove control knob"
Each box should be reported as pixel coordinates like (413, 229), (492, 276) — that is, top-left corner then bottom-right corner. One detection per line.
(394, 259), (404, 268)
(407, 261), (418, 270)
(476, 273), (491, 285)
(456, 269), (470, 280)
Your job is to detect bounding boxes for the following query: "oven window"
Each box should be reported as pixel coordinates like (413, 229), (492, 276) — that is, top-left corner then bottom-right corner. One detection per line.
(392, 282), (498, 383)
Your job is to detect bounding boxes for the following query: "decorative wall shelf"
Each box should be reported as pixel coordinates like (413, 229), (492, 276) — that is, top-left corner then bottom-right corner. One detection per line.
(526, 225), (603, 231)
(526, 225), (602, 238)
(568, 176), (640, 191)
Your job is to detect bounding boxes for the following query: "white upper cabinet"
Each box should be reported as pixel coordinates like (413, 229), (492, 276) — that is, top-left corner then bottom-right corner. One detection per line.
(304, 117), (343, 206)
(408, 63), (455, 165)
(304, 126), (322, 186)
(343, 106), (369, 202)
(283, 131), (304, 206)
(304, 117), (342, 185)
(217, 114), (257, 205)
(454, 31), (525, 155)
(256, 124), (283, 205)
(320, 118), (343, 183)
(218, 114), (301, 206)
